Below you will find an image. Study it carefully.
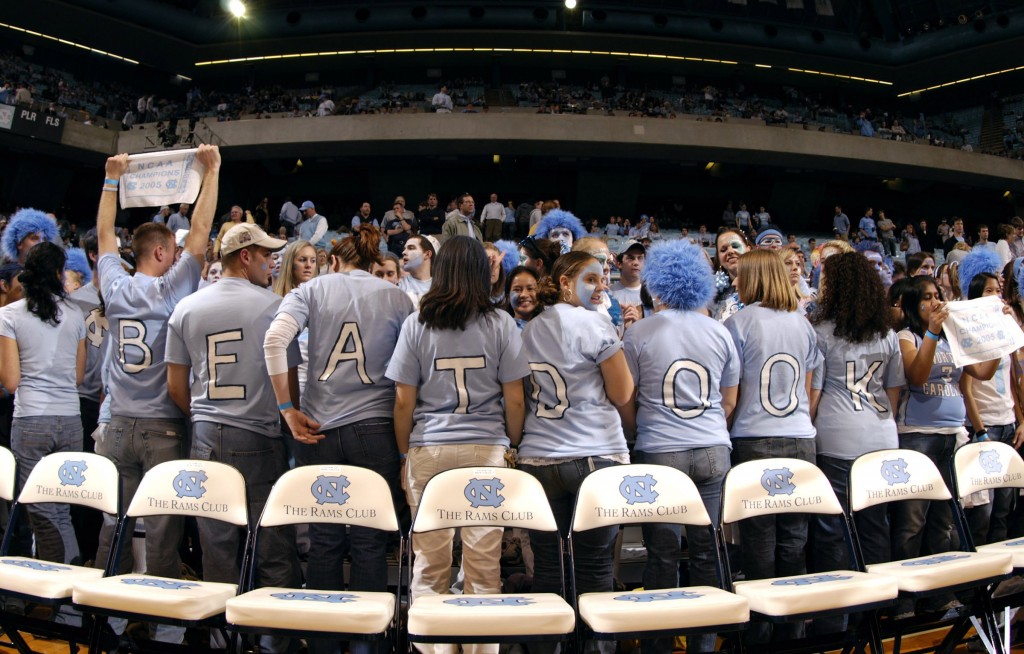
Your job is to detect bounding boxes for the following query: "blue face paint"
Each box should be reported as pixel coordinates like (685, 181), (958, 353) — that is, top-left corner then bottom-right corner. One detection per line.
(575, 261), (604, 311)
(403, 253), (424, 272)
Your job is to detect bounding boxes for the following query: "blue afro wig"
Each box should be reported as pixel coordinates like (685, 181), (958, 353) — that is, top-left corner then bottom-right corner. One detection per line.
(1, 209), (59, 262)
(642, 239), (715, 312)
(534, 209), (586, 242)
(957, 247), (1002, 294)
(64, 247), (92, 287)
(494, 240), (520, 278)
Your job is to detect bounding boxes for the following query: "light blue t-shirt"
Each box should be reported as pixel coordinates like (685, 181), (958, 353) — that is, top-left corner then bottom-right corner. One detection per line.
(278, 270), (413, 431)
(166, 278), (300, 437)
(725, 304), (822, 439)
(70, 283), (108, 402)
(624, 309), (738, 454)
(99, 251), (202, 418)
(895, 330), (965, 430)
(385, 309), (530, 447)
(0, 299), (85, 417)
(519, 304), (626, 459)
(812, 323), (903, 459)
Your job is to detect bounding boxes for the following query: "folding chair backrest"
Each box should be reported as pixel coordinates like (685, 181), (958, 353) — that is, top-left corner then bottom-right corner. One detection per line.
(412, 466), (557, 533)
(721, 457), (842, 525)
(571, 463), (711, 533)
(952, 441), (1024, 498)
(126, 459), (248, 527)
(259, 464), (399, 532)
(0, 446), (15, 502)
(849, 448), (951, 513)
(17, 451), (118, 515)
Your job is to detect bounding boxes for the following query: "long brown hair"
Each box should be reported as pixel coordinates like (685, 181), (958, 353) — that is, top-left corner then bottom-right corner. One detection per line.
(330, 224), (382, 272)
(419, 236), (494, 330)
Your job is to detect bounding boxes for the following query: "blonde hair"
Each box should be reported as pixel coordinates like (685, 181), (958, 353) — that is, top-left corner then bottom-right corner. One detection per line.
(820, 239), (855, 257)
(780, 248), (808, 298)
(274, 240), (316, 297)
(572, 236), (609, 254)
(736, 250), (799, 311)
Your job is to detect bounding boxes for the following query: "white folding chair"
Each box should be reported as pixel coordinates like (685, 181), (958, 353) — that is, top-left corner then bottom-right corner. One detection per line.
(851, 448), (1012, 654)
(226, 464), (402, 649)
(72, 459), (249, 654)
(569, 464), (748, 644)
(0, 450), (121, 654)
(406, 466), (575, 648)
(722, 457), (899, 653)
(952, 441), (1024, 653)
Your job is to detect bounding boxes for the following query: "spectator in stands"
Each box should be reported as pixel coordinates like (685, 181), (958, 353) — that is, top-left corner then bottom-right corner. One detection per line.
(316, 93), (335, 117)
(481, 193), (505, 242)
(351, 202), (377, 230)
(994, 224), (1015, 266)
(918, 219), (940, 256)
(906, 251), (936, 278)
(504, 201), (517, 241)
(722, 201), (735, 230)
(901, 223), (921, 255)
(974, 224), (995, 252)
(942, 217), (970, 256)
(877, 211), (897, 257)
(529, 200), (544, 231)
(610, 239), (647, 328)
(383, 200), (416, 257)
(856, 112), (875, 137)
(1010, 217), (1024, 258)
(833, 205), (850, 241)
(418, 193), (445, 236)
(152, 206), (170, 224)
(440, 194), (482, 243)
(166, 203), (190, 234)
(1, 209), (59, 265)
(213, 205), (253, 258)
(431, 85), (453, 113)
(297, 200), (329, 251)
(735, 203), (751, 234)
(279, 197), (300, 237)
(858, 207), (877, 242)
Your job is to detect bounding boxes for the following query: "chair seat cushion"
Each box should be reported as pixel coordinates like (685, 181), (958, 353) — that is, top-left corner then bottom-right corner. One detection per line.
(73, 574), (236, 621)
(227, 588), (395, 634)
(978, 538), (1024, 569)
(0, 557), (104, 600)
(733, 570), (898, 617)
(579, 586), (748, 634)
(407, 593), (574, 638)
(866, 551), (1012, 593)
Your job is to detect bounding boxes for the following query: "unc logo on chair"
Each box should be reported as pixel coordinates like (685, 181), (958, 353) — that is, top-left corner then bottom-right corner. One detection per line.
(464, 477), (504, 508)
(310, 474), (349, 505)
(880, 458), (910, 486)
(761, 467), (796, 496)
(619, 473), (658, 505)
(57, 459), (88, 487)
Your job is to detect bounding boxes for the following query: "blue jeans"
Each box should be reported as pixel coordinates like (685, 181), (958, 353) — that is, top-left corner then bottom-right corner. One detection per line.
(965, 424), (1018, 545)
(635, 446), (730, 654)
(12, 415), (84, 565)
(519, 457), (620, 654)
(292, 418), (401, 654)
(731, 437), (816, 644)
(811, 455), (891, 635)
(94, 417), (187, 579)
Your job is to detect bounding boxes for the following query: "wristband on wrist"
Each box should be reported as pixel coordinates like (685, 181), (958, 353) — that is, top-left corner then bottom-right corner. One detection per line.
(924, 330), (940, 340)
(104, 178), (119, 187)
(102, 186), (118, 193)
(278, 401), (293, 411)
(398, 453), (407, 461)
(975, 429), (990, 441)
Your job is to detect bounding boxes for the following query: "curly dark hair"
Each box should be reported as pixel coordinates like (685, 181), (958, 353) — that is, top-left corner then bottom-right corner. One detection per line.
(811, 252), (890, 343)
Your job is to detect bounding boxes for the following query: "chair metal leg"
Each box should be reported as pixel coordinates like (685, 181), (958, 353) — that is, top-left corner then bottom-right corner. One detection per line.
(0, 619), (34, 654)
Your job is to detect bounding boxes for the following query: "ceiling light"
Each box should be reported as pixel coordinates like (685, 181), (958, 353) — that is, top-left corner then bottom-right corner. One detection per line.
(565, 0), (577, 9)
(228, 0), (246, 18)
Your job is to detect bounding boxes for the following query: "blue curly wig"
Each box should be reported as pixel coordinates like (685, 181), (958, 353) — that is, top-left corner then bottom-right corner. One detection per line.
(64, 247), (92, 286)
(2, 209), (60, 262)
(494, 240), (520, 278)
(642, 239), (715, 312)
(957, 247), (1002, 294)
(534, 209), (586, 242)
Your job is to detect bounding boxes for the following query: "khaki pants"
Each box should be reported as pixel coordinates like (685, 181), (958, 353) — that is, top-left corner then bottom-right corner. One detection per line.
(406, 444), (507, 654)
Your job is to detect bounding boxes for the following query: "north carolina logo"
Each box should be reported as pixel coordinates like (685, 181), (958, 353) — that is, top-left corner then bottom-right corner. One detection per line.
(172, 470), (207, 499)
(121, 578), (200, 590)
(58, 460), (87, 487)
(310, 475), (349, 505)
(619, 474), (659, 505)
(901, 554), (970, 566)
(443, 597), (534, 606)
(761, 468), (795, 496)
(2, 559), (71, 572)
(270, 592), (357, 603)
(880, 458), (910, 486)
(464, 478), (504, 508)
(613, 590), (704, 602)
(979, 449), (1003, 475)
(771, 574), (853, 586)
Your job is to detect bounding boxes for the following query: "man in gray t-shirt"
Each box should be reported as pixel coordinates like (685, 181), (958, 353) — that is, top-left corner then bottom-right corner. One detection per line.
(166, 223), (301, 651)
(92, 146), (220, 612)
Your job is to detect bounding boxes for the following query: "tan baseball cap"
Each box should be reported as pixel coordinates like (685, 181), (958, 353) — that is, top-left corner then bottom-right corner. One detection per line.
(221, 223), (288, 256)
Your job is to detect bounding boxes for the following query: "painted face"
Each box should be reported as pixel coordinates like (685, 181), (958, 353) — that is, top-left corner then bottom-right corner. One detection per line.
(583, 247), (612, 283)
(716, 233), (746, 276)
(208, 261), (223, 283)
(758, 235), (783, 250)
(548, 227), (574, 251)
(917, 281), (943, 322)
(246, 248), (273, 288)
(271, 251), (282, 278)
(372, 260), (400, 285)
(293, 245), (317, 284)
(403, 239), (426, 272)
(571, 261), (606, 311)
(915, 257), (936, 277)
(509, 272), (538, 320)
(865, 251), (891, 286)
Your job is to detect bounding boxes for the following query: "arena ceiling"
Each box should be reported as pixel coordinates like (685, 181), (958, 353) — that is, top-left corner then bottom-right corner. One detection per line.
(6, 0), (1024, 92)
